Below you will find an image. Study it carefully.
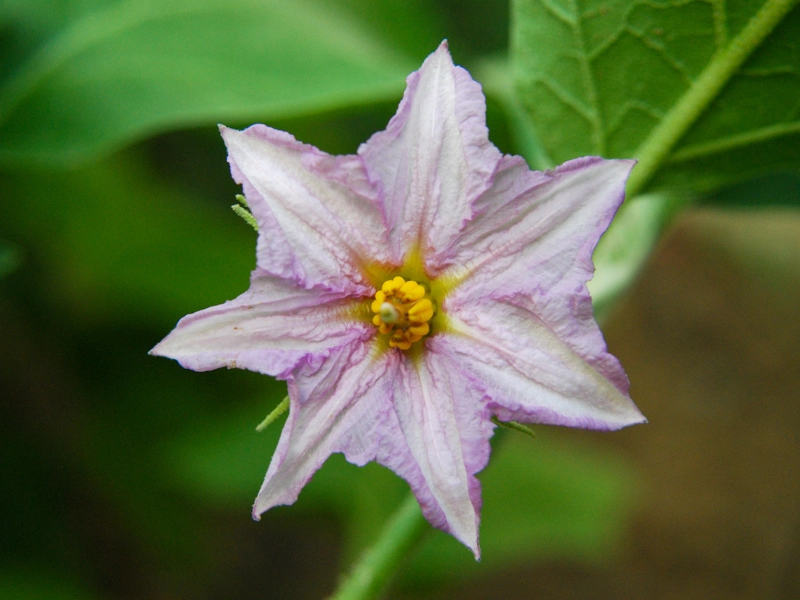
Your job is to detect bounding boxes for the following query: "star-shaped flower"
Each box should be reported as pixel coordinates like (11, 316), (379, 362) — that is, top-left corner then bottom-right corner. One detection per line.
(152, 42), (645, 558)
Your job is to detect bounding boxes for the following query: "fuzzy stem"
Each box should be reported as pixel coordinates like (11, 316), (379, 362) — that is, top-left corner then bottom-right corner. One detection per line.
(255, 396), (289, 432)
(491, 415), (536, 439)
(330, 492), (427, 600)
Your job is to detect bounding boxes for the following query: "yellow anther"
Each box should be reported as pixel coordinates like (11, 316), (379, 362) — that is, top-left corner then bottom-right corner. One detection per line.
(408, 323), (430, 337)
(371, 277), (434, 350)
(407, 298), (433, 322)
(382, 276), (405, 294)
(398, 280), (425, 302)
(371, 291), (387, 313)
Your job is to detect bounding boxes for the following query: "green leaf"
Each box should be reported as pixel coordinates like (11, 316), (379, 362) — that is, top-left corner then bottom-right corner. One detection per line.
(333, 0), (448, 62)
(511, 0), (800, 195)
(474, 56), (554, 171)
(0, 0), (416, 166)
(705, 171), (800, 209)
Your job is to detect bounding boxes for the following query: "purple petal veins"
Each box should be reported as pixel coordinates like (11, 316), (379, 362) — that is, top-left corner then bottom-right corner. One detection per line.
(151, 41), (646, 560)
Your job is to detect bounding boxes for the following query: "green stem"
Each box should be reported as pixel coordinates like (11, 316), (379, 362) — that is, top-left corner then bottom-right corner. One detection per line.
(625, 0), (798, 197)
(491, 415), (536, 439)
(255, 396), (289, 432)
(330, 492), (427, 600)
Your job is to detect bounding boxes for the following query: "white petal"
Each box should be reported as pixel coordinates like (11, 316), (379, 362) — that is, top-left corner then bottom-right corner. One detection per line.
(222, 125), (390, 293)
(443, 157), (634, 303)
(150, 275), (370, 378)
(386, 347), (492, 557)
(359, 42), (502, 263)
(253, 338), (397, 514)
(444, 302), (646, 430)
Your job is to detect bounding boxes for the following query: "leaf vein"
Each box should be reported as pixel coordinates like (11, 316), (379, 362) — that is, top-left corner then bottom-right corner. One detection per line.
(605, 101), (666, 139)
(539, 0), (578, 25)
(670, 120), (800, 161)
(528, 73), (596, 121)
(571, 0), (606, 154)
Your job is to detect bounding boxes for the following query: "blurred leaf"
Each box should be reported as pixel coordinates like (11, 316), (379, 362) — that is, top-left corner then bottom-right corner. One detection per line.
(334, 0), (447, 62)
(475, 56), (553, 171)
(401, 432), (639, 586)
(0, 0), (417, 166)
(0, 238), (21, 278)
(162, 398), (285, 506)
(512, 0), (800, 193)
(0, 150), (255, 324)
(704, 171), (800, 209)
(589, 191), (689, 319)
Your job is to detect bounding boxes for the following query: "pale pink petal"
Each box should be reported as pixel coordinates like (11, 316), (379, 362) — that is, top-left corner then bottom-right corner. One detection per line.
(150, 275), (371, 378)
(440, 157), (634, 300)
(443, 302), (645, 430)
(440, 157), (635, 396)
(359, 41), (502, 263)
(253, 339), (398, 515)
(381, 346), (494, 558)
(221, 125), (390, 294)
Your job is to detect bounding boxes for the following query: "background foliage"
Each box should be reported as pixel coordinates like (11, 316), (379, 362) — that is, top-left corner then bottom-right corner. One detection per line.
(1, 0), (798, 598)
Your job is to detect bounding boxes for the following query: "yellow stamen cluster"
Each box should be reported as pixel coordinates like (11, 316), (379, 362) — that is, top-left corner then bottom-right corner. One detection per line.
(371, 276), (434, 350)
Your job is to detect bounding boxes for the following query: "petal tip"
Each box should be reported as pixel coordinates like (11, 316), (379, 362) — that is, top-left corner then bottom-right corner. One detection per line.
(470, 541), (481, 561)
(252, 496), (269, 521)
(148, 338), (169, 358)
(611, 404), (648, 430)
(426, 39), (455, 70)
(219, 124), (241, 143)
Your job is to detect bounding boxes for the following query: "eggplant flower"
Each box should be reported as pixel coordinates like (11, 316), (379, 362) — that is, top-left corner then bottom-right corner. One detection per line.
(151, 42), (645, 558)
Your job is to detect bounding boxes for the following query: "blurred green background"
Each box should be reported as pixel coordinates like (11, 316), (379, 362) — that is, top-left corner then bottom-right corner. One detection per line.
(2, 1), (799, 599)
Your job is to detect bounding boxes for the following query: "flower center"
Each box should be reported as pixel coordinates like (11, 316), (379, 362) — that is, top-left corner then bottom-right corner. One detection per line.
(371, 276), (434, 350)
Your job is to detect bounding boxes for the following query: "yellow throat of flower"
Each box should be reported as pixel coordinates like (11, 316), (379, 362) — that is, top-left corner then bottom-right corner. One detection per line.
(371, 276), (434, 350)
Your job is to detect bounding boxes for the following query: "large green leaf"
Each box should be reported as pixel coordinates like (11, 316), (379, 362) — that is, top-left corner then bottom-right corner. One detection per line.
(0, 0), (416, 166)
(512, 0), (800, 194)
